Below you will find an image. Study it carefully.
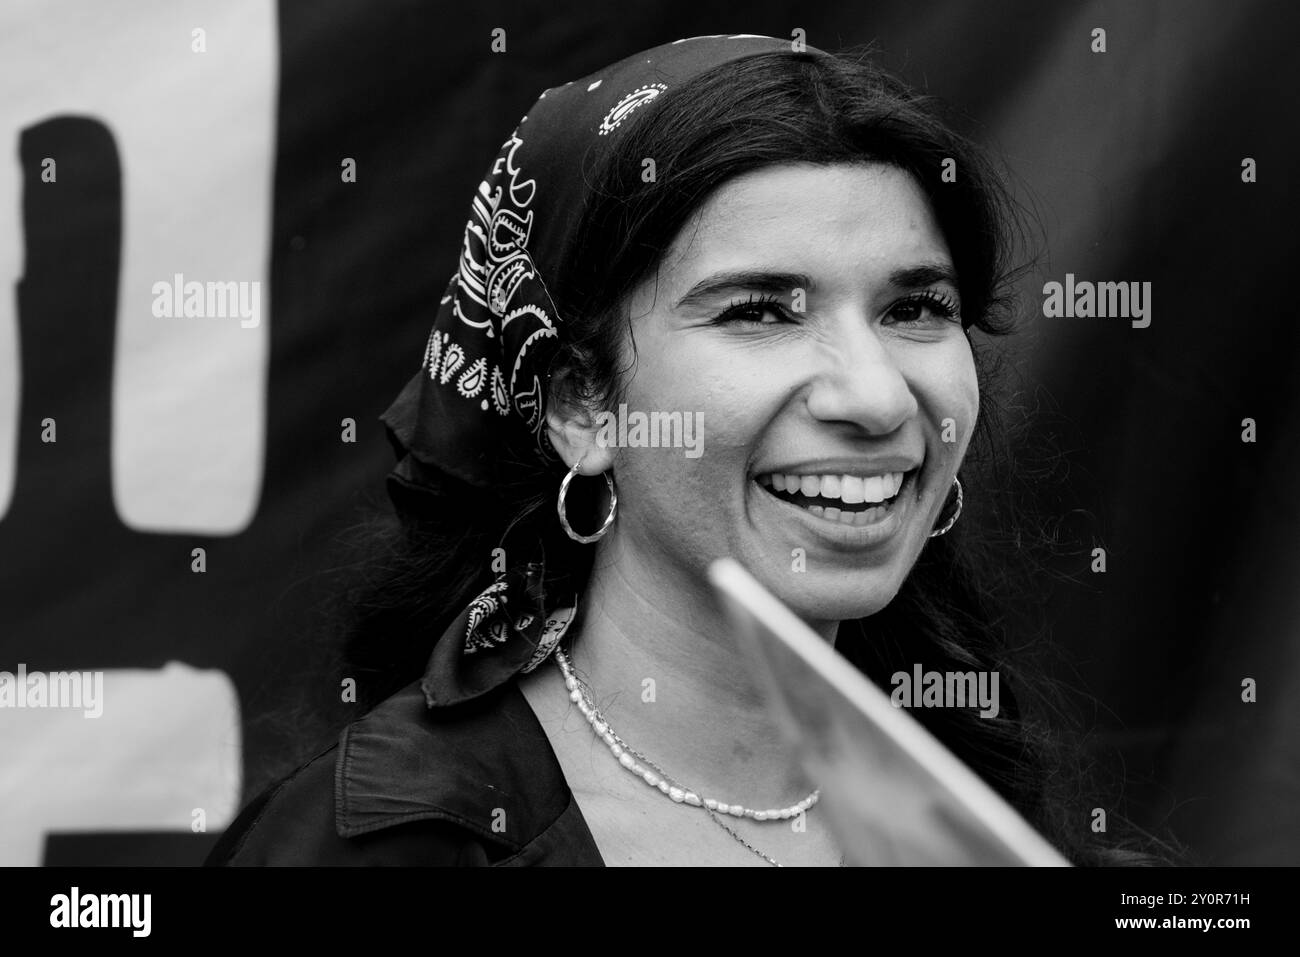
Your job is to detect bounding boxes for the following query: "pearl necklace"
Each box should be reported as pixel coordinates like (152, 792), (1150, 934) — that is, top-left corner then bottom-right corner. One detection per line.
(553, 646), (819, 866)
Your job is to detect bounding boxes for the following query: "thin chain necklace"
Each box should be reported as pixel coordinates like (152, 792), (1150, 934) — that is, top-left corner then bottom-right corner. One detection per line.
(553, 646), (819, 867)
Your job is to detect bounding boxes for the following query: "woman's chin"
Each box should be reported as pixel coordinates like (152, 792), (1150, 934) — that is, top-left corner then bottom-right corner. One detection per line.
(764, 574), (904, 633)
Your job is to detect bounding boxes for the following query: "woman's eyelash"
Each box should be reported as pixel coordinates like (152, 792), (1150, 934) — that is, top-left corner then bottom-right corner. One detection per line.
(710, 289), (961, 326)
(711, 292), (792, 325)
(891, 289), (961, 323)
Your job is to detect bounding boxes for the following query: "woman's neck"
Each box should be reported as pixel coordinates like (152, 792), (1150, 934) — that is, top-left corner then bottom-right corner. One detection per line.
(564, 529), (835, 807)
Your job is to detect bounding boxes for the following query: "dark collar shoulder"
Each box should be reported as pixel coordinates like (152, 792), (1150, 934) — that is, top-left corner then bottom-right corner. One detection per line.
(334, 678), (579, 858)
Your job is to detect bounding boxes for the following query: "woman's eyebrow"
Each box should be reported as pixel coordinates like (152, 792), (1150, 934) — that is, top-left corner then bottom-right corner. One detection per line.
(673, 261), (959, 311)
(888, 261), (960, 291)
(673, 269), (812, 310)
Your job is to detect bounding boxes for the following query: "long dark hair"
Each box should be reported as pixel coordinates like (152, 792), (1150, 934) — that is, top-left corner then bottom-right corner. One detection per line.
(298, 45), (1180, 866)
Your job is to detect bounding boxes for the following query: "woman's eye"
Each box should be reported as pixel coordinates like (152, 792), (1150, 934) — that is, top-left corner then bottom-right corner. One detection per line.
(888, 291), (961, 325)
(712, 291), (960, 327)
(712, 295), (792, 326)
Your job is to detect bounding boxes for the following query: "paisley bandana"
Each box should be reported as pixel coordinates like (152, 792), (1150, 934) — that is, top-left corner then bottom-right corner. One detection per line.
(420, 560), (578, 708)
(378, 33), (829, 511)
(383, 35), (832, 705)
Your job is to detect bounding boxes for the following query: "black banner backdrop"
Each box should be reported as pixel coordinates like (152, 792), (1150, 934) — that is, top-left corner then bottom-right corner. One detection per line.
(1, 0), (1297, 865)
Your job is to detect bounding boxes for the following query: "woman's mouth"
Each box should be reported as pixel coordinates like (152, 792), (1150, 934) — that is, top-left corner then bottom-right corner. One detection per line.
(754, 470), (916, 528)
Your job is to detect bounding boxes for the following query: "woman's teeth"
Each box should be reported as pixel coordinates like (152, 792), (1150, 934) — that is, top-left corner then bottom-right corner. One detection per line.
(757, 471), (908, 527)
(764, 471), (904, 503)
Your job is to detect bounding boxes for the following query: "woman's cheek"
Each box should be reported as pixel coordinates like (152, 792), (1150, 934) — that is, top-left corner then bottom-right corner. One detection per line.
(927, 338), (979, 452)
(666, 338), (789, 426)
(957, 345), (981, 452)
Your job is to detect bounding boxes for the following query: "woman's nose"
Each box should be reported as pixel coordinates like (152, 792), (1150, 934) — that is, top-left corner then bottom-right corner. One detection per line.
(802, 318), (917, 434)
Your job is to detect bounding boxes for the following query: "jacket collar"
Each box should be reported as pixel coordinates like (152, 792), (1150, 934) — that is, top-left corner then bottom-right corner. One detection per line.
(335, 568), (583, 854)
(333, 676), (572, 853)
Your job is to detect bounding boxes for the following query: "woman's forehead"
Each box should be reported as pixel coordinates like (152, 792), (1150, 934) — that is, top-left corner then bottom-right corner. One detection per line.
(662, 163), (954, 295)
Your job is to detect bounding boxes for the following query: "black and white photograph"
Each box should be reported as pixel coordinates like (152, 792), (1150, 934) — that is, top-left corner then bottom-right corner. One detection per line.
(0, 0), (1294, 936)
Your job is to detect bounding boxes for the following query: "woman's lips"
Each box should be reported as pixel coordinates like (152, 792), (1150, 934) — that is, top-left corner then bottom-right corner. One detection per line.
(759, 473), (911, 526)
(752, 469), (919, 545)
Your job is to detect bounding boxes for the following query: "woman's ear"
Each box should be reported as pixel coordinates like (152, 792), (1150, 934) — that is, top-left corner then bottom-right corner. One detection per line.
(544, 370), (616, 475)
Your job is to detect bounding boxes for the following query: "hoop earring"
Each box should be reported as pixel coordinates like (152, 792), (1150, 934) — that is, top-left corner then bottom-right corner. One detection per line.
(557, 456), (618, 544)
(928, 477), (963, 539)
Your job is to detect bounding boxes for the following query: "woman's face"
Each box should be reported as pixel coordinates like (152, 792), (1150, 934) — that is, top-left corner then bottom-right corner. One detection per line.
(589, 161), (978, 633)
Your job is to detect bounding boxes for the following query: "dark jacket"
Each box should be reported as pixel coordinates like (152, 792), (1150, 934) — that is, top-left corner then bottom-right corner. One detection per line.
(204, 677), (605, 866)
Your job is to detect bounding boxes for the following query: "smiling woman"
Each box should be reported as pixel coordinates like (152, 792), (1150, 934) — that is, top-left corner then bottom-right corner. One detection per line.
(601, 162), (978, 628)
(207, 35), (1166, 867)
